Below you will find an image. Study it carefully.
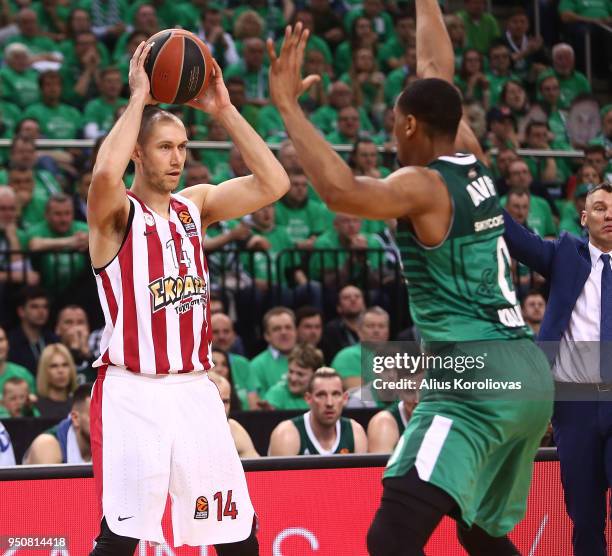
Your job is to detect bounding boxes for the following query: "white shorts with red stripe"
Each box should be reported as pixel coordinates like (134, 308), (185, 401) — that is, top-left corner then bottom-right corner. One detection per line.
(90, 366), (255, 547)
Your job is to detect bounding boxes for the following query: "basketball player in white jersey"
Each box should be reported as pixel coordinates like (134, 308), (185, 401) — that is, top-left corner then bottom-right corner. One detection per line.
(87, 43), (289, 555)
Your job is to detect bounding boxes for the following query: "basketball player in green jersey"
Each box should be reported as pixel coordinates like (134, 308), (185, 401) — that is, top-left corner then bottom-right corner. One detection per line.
(268, 1), (554, 553)
(268, 369), (367, 456)
(367, 390), (417, 454)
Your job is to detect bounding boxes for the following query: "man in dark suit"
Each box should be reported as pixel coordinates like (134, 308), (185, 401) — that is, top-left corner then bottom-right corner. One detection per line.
(504, 181), (612, 556)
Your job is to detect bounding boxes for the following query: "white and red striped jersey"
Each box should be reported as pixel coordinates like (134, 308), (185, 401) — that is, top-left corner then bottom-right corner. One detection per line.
(93, 191), (213, 374)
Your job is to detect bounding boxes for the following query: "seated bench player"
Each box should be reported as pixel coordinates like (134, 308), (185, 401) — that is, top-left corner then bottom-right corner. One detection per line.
(268, 368), (367, 455)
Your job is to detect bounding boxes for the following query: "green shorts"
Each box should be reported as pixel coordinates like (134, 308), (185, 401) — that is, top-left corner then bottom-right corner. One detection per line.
(383, 338), (554, 536)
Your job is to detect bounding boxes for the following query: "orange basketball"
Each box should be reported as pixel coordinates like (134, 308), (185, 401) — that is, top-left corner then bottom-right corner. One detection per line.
(144, 29), (214, 104)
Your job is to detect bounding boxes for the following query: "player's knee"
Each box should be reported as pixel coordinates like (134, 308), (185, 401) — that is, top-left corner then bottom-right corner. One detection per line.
(367, 504), (425, 556)
(457, 524), (520, 556)
(367, 509), (395, 555)
(89, 518), (139, 556)
(214, 528), (259, 556)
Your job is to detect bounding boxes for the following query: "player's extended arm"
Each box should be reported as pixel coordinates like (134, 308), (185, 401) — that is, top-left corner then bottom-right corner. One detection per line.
(267, 420), (301, 456)
(268, 25), (439, 220)
(415, 0), (454, 83)
(352, 420), (368, 453)
(87, 41), (154, 232)
(415, 0), (487, 164)
(23, 434), (63, 465)
(180, 60), (289, 228)
(366, 411), (400, 454)
(202, 106), (290, 226)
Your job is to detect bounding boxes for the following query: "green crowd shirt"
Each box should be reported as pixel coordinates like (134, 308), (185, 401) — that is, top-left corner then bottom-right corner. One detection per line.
(555, 70), (591, 109)
(5, 34), (57, 55)
(456, 10), (501, 54)
(274, 200), (329, 245)
(83, 97), (128, 136)
(240, 225), (294, 284)
(224, 62), (269, 102)
(23, 102), (83, 140)
(385, 66), (413, 105)
(310, 229), (383, 280)
(331, 343), (362, 379)
(0, 101), (21, 165)
(25, 220), (89, 293)
(264, 381), (309, 410)
(559, 0), (612, 18)
(228, 353), (258, 410)
(485, 72), (519, 107)
(0, 66), (40, 109)
(250, 347), (289, 396)
(500, 194), (557, 237)
(310, 104), (374, 135)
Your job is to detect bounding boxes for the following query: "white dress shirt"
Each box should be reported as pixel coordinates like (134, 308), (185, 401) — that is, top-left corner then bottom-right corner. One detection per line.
(554, 243), (612, 383)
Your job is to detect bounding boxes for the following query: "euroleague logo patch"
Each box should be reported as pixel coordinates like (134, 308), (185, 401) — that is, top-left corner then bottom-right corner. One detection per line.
(178, 209), (197, 237)
(178, 210), (193, 224)
(194, 496), (209, 519)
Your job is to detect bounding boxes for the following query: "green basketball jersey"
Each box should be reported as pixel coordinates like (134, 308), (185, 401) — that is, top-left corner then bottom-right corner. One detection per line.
(389, 400), (409, 435)
(396, 154), (531, 343)
(291, 412), (355, 455)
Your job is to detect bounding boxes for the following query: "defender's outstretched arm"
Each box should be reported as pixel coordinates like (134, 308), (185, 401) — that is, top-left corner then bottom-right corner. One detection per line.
(415, 0), (455, 83)
(180, 59), (290, 227)
(268, 24), (444, 220)
(415, 0), (487, 164)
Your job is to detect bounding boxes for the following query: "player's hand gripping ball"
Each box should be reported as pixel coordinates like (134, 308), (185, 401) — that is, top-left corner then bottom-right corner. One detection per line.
(144, 29), (214, 104)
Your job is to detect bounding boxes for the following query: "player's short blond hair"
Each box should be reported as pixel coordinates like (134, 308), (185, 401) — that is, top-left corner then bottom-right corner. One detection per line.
(306, 367), (342, 393)
(137, 106), (184, 146)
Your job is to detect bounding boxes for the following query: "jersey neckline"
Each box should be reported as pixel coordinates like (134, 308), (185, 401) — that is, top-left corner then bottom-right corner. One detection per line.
(437, 154), (478, 165)
(303, 411), (342, 455)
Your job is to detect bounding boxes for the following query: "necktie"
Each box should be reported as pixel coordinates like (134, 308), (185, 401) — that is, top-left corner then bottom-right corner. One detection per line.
(600, 254), (612, 382)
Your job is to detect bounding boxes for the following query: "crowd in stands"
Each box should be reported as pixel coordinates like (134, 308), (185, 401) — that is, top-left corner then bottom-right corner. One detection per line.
(1, 0), (611, 464)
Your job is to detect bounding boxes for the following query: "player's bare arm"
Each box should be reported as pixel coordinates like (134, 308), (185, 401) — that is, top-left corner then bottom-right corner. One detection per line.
(351, 420), (368, 453)
(366, 411), (400, 454)
(180, 59), (289, 228)
(229, 419), (260, 458)
(23, 434), (62, 465)
(267, 420), (301, 456)
(267, 25), (444, 222)
(268, 24), (452, 245)
(87, 41), (154, 269)
(414, 0), (454, 83)
(415, 0), (487, 164)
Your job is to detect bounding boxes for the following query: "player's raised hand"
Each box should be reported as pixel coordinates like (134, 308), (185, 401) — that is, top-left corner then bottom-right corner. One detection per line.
(187, 59), (232, 117)
(128, 41), (155, 105)
(267, 23), (320, 110)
